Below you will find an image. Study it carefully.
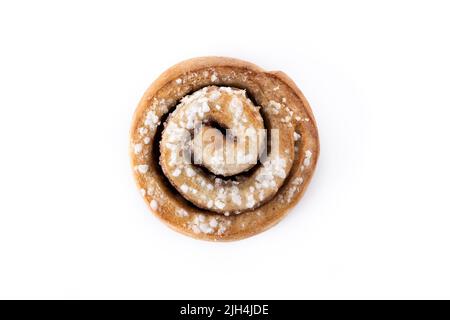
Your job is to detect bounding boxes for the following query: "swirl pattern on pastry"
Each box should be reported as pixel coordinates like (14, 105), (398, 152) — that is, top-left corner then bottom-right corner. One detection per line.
(130, 57), (319, 241)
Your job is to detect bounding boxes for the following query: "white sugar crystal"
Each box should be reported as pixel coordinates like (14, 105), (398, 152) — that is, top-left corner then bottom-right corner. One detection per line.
(144, 137), (150, 144)
(172, 168), (181, 177)
(185, 167), (196, 177)
(184, 100), (208, 129)
(202, 101), (210, 113)
(150, 199), (158, 211)
(209, 91), (221, 100)
(165, 123), (188, 143)
(218, 225), (227, 235)
(134, 143), (142, 154)
(229, 96), (243, 118)
(219, 87), (233, 93)
(268, 157), (286, 178)
(230, 186), (242, 205)
(304, 150), (312, 167)
(281, 115), (291, 123)
(215, 199), (225, 209)
(139, 127), (148, 136)
(189, 215), (214, 235)
(191, 225), (201, 234)
(294, 132), (301, 141)
(180, 184), (189, 193)
(259, 190), (265, 201)
(268, 100), (281, 114)
(176, 208), (189, 217)
(199, 223), (213, 234)
(209, 218), (218, 228)
(137, 164), (148, 173)
(231, 193), (242, 206)
(145, 111), (159, 128)
(247, 194), (255, 208)
(165, 143), (176, 151)
(175, 78), (182, 84)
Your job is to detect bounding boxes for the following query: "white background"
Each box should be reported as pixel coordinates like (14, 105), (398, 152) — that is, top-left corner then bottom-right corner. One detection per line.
(0, 0), (449, 299)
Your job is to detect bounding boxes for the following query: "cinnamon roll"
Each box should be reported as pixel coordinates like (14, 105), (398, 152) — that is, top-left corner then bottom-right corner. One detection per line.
(130, 57), (319, 241)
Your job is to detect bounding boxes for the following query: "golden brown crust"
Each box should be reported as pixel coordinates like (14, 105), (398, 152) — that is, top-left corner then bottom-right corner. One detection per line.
(130, 56), (319, 241)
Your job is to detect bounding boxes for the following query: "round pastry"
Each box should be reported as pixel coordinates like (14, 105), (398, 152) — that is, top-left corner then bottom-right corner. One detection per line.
(130, 57), (319, 241)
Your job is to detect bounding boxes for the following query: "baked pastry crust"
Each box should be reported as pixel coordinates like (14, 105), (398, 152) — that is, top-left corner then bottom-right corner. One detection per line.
(130, 57), (319, 241)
